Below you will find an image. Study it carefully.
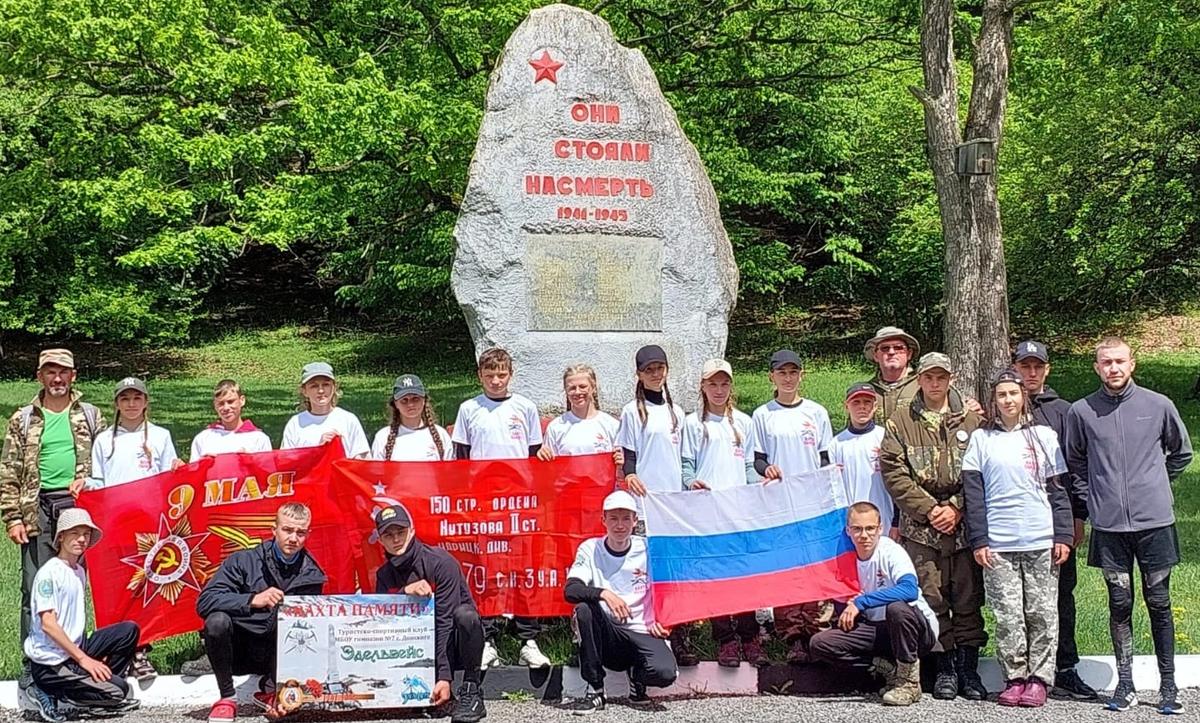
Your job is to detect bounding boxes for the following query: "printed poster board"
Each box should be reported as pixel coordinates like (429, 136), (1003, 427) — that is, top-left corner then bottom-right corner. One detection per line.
(276, 594), (436, 712)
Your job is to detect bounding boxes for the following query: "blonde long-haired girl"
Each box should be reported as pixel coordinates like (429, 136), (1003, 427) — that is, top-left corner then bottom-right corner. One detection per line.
(538, 364), (621, 467)
(370, 375), (453, 461)
(680, 359), (764, 668)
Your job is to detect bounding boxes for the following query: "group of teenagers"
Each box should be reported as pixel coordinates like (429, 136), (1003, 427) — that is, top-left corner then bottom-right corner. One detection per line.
(0, 326), (1192, 720)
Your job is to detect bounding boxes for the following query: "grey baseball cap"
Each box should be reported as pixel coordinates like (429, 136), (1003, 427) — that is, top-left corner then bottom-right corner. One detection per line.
(392, 374), (427, 399)
(300, 362), (335, 385)
(915, 352), (953, 375)
(113, 377), (148, 399)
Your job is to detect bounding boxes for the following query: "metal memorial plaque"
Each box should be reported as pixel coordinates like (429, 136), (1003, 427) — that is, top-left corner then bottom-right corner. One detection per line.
(526, 233), (662, 331)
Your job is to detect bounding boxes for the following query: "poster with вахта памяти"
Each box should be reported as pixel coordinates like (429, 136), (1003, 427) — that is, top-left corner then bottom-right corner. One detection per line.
(275, 594), (436, 712)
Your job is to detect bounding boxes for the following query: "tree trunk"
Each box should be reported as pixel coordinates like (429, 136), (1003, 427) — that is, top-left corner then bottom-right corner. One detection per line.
(911, 0), (1017, 401)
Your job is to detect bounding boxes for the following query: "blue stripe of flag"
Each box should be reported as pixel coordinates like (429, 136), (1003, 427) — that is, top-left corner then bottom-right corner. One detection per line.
(646, 506), (853, 584)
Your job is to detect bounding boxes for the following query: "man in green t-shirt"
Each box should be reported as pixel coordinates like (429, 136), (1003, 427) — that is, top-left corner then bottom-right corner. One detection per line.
(0, 349), (104, 698)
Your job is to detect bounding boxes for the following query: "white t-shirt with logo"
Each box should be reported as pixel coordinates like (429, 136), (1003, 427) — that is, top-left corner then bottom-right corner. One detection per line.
(567, 535), (653, 633)
(617, 399), (684, 495)
(545, 411), (619, 457)
(857, 537), (939, 636)
(750, 399), (833, 475)
(371, 424), (455, 461)
(281, 407), (370, 458)
(681, 410), (754, 490)
(961, 424), (1067, 552)
(189, 423), (272, 459)
(830, 425), (894, 534)
(24, 557), (87, 665)
(451, 394), (543, 460)
(87, 422), (178, 489)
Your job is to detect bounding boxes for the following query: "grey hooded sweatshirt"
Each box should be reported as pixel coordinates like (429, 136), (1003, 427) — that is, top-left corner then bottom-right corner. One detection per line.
(1064, 380), (1192, 533)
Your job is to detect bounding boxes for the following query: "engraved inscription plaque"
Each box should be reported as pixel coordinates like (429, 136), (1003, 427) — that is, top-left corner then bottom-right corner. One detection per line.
(526, 234), (662, 331)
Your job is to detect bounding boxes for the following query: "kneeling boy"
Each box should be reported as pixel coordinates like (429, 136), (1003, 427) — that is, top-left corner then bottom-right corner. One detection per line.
(562, 491), (676, 713)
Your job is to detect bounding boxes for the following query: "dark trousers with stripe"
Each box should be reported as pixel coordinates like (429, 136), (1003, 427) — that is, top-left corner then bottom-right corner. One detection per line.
(31, 621), (139, 707)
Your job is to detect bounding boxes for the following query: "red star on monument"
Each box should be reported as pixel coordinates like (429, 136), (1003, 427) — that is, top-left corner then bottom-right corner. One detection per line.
(529, 50), (563, 85)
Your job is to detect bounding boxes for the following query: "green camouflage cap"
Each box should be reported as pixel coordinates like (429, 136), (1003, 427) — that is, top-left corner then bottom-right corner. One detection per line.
(915, 352), (953, 375)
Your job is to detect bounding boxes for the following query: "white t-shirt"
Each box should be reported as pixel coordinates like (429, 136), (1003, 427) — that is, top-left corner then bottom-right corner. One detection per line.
(544, 411), (619, 457)
(617, 399), (684, 495)
(281, 407), (370, 458)
(856, 537), (939, 636)
(681, 410), (754, 490)
(830, 425), (894, 534)
(961, 424), (1067, 553)
(371, 424), (455, 461)
(24, 557), (87, 665)
(189, 422), (272, 459)
(750, 399), (834, 476)
(88, 422), (178, 489)
(451, 394), (543, 460)
(568, 536), (653, 634)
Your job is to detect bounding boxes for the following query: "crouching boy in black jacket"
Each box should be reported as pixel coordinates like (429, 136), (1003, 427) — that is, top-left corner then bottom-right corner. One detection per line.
(374, 504), (486, 723)
(197, 502), (327, 723)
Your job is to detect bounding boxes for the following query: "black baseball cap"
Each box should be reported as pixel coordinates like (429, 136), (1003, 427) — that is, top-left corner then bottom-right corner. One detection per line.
(770, 349), (803, 370)
(635, 345), (669, 371)
(1013, 340), (1049, 363)
(373, 504), (412, 535)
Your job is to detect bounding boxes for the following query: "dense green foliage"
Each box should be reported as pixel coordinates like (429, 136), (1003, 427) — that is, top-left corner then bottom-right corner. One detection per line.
(0, 0), (1196, 342)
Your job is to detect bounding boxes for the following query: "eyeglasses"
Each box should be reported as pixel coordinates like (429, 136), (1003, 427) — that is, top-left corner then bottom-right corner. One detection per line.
(876, 344), (909, 354)
(847, 525), (880, 536)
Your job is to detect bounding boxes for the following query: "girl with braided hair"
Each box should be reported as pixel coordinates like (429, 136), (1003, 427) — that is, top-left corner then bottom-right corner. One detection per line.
(86, 377), (179, 682)
(962, 367), (1074, 708)
(680, 359), (764, 668)
(370, 375), (453, 461)
(615, 345), (683, 500)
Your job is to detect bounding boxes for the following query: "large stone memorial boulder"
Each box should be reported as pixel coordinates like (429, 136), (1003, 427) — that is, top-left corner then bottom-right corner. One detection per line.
(452, 3), (738, 413)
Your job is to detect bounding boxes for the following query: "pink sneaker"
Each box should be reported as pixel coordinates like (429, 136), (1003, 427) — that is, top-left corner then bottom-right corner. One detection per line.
(998, 679), (1026, 707)
(1019, 678), (1048, 707)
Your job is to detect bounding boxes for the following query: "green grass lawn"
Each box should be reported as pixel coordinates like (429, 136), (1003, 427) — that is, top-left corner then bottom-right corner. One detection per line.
(0, 325), (1196, 676)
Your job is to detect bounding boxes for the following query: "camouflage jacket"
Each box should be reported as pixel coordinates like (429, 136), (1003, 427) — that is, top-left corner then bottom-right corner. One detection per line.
(870, 370), (970, 424)
(880, 391), (981, 551)
(0, 390), (106, 535)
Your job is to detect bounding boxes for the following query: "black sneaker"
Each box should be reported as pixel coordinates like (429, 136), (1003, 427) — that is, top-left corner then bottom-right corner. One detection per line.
(18, 659), (33, 692)
(1158, 682), (1185, 715)
(627, 673), (650, 706)
(452, 681), (487, 723)
(23, 684), (65, 723)
(560, 689), (606, 715)
(1106, 680), (1138, 712)
(1052, 668), (1098, 700)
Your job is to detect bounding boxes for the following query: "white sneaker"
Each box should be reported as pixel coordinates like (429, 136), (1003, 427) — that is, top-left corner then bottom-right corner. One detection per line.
(519, 640), (551, 668)
(481, 641), (501, 670)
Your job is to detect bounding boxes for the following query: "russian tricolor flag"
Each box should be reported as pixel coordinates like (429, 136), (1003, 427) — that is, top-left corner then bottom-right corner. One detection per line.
(643, 466), (860, 626)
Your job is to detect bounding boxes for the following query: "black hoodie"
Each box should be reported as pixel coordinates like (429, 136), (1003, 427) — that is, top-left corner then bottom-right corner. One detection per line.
(375, 538), (476, 682)
(1028, 385), (1087, 519)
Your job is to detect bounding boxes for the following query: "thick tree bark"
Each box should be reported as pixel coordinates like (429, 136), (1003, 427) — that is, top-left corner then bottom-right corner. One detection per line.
(911, 0), (1016, 401)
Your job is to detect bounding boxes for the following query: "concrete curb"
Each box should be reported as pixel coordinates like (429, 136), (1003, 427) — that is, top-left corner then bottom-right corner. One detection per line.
(2, 655), (1197, 709)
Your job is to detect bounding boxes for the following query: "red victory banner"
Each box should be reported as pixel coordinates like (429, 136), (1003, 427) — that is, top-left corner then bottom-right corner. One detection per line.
(331, 454), (614, 616)
(77, 443), (352, 645)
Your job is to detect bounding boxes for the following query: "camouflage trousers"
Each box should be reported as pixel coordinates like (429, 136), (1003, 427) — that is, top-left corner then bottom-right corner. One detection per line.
(982, 549), (1059, 684)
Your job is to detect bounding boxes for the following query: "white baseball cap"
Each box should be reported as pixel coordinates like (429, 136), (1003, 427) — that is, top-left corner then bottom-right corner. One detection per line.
(602, 490), (638, 513)
(700, 358), (733, 380)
